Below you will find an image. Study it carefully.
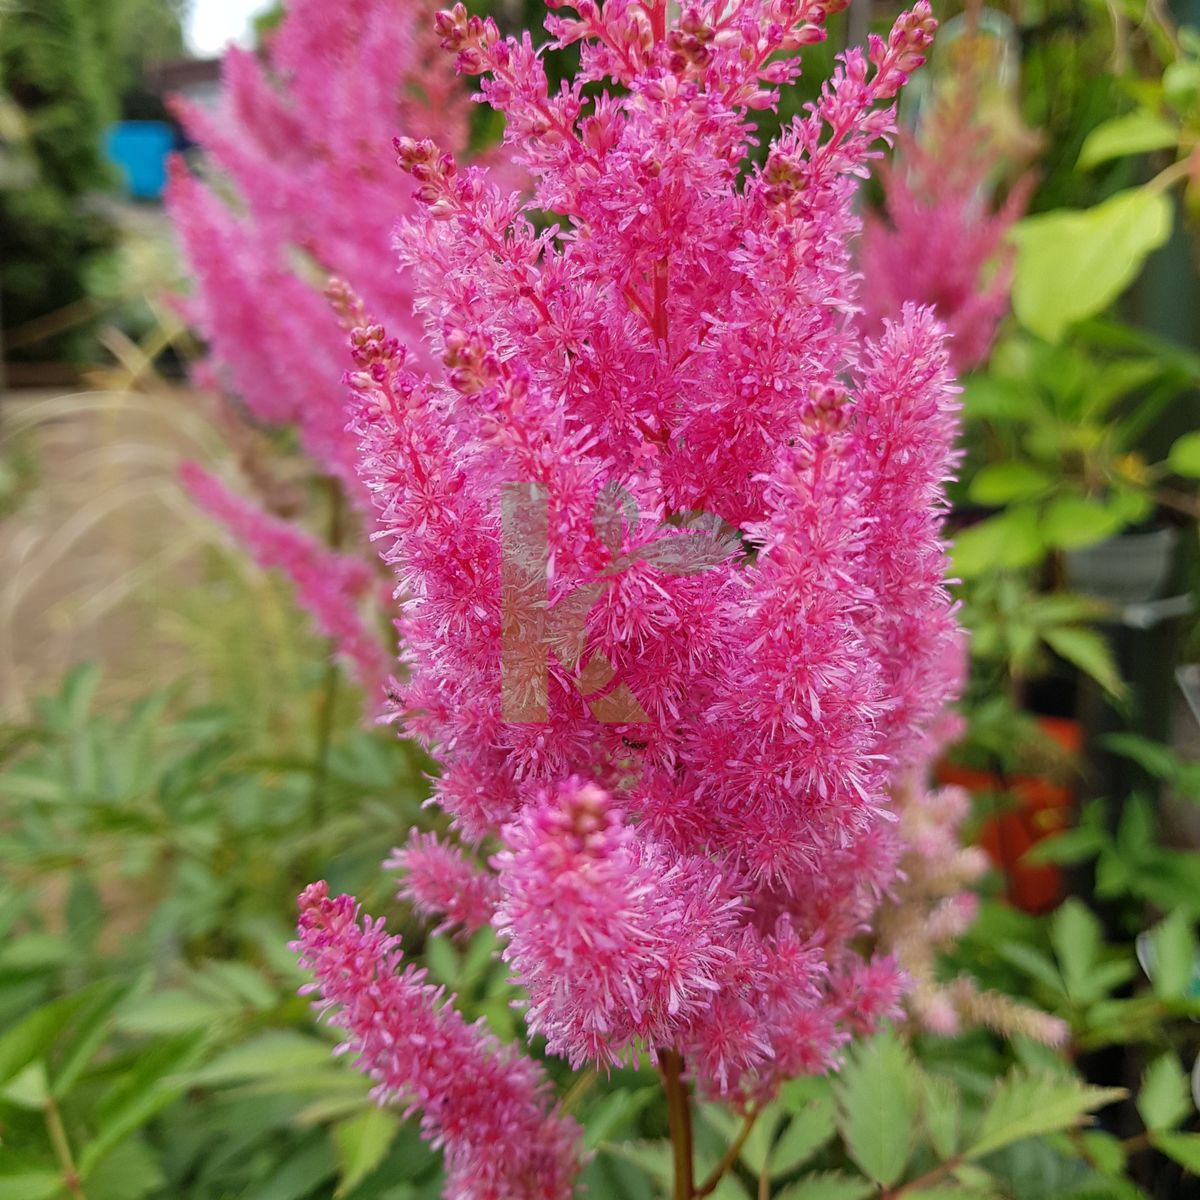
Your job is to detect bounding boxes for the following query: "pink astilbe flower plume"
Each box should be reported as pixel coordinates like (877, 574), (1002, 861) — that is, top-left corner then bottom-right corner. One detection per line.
(293, 883), (582, 1199)
(168, 0), (481, 497)
(314, 0), (961, 1106)
(180, 463), (391, 703)
(858, 64), (1035, 373)
(386, 831), (499, 936)
(493, 777), (742, 1068)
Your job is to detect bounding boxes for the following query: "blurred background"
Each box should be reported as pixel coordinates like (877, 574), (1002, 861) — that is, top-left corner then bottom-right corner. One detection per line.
(2, 0), (1200, 1197)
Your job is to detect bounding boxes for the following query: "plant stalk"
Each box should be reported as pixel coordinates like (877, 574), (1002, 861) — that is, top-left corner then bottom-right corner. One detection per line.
(695, 1107), (759, 1197)
(659, 1048), (695, 1200)
(44, 1093), (86, 1198)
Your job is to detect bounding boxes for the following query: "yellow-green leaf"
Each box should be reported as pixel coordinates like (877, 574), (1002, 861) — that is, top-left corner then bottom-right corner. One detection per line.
(1078, 111), (1178, 169)
(1012, 188), (1172, 342)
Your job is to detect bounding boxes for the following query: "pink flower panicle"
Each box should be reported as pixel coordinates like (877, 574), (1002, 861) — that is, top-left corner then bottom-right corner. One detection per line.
(338, 0), (960, 1100)
(493, 777), (742, 1068)
(386, 831), (500, 936)
(180, 463), (391, 703)
(859, 89), (1034, 373)
(167, 0), (479, 497)
(293, 883), (582, 1200)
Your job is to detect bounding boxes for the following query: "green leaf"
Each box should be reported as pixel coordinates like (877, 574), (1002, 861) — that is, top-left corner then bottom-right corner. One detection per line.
(583, 1087), (658, 1149)
(1168, 431), (1200, 478)
(115, 988), (239, 1035)
(770, 1094), (837, 1176)
(0, 988), (96, 1087)
(951, 508), (1045, 577)
(1050, 898), (1104, 1002)
(1042, 496), (1125, 550)
(607, 1140), (674, 1186)
(79, 1033), (208, 1177)
(968, 463), (1054, 505)
(1022, 825), (1107, 866)
(86, 1138), (167, 1200)
(1154, 1131), (1200, 1172)
(1012, 188), (1173, 342)
(241, 1135), (337, 1200)
(923, 1074), (961, 1160)
(1079, 1129), (1127, 1176)
(834, 1030), (918, 1186)
(738, 1104), (786, 1176)
(174, 1032), (334, 1087)
(51, 980), (127, 1097)
(1147, 909), (1197, 1000)
(965, 1070), (1123, 1160)
(1137, 1055), (1191, 1132)
(1, 1061), (48, 1109)
(332, 1105), (401, 1196)
(1041, 626), (1126, 699)
(1100, 733), (1177, 778)
(1078, 111), (1179, 168)
(774, 1173), (875, 1200)
(0, 1168), (64, 1200)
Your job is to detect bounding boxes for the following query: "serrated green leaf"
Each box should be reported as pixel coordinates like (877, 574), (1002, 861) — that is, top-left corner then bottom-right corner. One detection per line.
(923, 1073), (961, 1160)
(1012, 188), (1173, 342)
(332, 1105), (400, 1196)
(738, 1103), (786, 1175)
(770, 1094), (837, 1176)
(79, 1033), (208, 1176)
(607, 1139), (674, 1186)
(1148, 909), (1198, 1000)
(965, 1070), (1123, 1160)
(1, 1061), (48, 1109)
(115, 988), (239, 1035)
(1137, 1055), (1191, 1132)
(86, 1137), (167, 1200)
(835, 1030), (918, 1186)
(240, 1135), (337, 1200)
(583, 1087), (658, 1149)
(1078, 111), (1178, 168)
(0, 988), (95, 1087)
(995, 941), (1065, 996)
(1100, 733), (1177, 778)
(1079, 1129), (1127, 1176)
(1051, 898), (1103, 1002)
(1042, 626), (1126, 699)
(1154, 1131), (1200, 1172)
(774, 1172), (874, 1200)
(51, 979), (127, 1097)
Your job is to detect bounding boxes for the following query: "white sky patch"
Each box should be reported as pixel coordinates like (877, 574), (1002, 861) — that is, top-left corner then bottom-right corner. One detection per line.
(185, 0), (277, 56)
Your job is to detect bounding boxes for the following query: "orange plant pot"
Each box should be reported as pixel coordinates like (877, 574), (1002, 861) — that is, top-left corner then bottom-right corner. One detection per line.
(937, 716), (1081, 914)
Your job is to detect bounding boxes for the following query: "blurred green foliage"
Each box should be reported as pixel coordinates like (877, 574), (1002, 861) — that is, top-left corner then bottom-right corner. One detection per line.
(0, 0), (184, 365)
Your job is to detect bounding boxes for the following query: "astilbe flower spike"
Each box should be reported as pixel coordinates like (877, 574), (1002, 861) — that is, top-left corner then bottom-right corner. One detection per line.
(297, 0), (963, 1114)
(180, 462), (391, 703)
(289, 18), (985, 1200)
(293, 883), (582, 1199)
(858, 58), (1035, 373)
(167, 0), (488, 497)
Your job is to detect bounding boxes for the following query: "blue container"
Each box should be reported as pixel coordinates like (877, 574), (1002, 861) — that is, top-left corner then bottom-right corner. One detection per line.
(104, 121), (175, 201)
